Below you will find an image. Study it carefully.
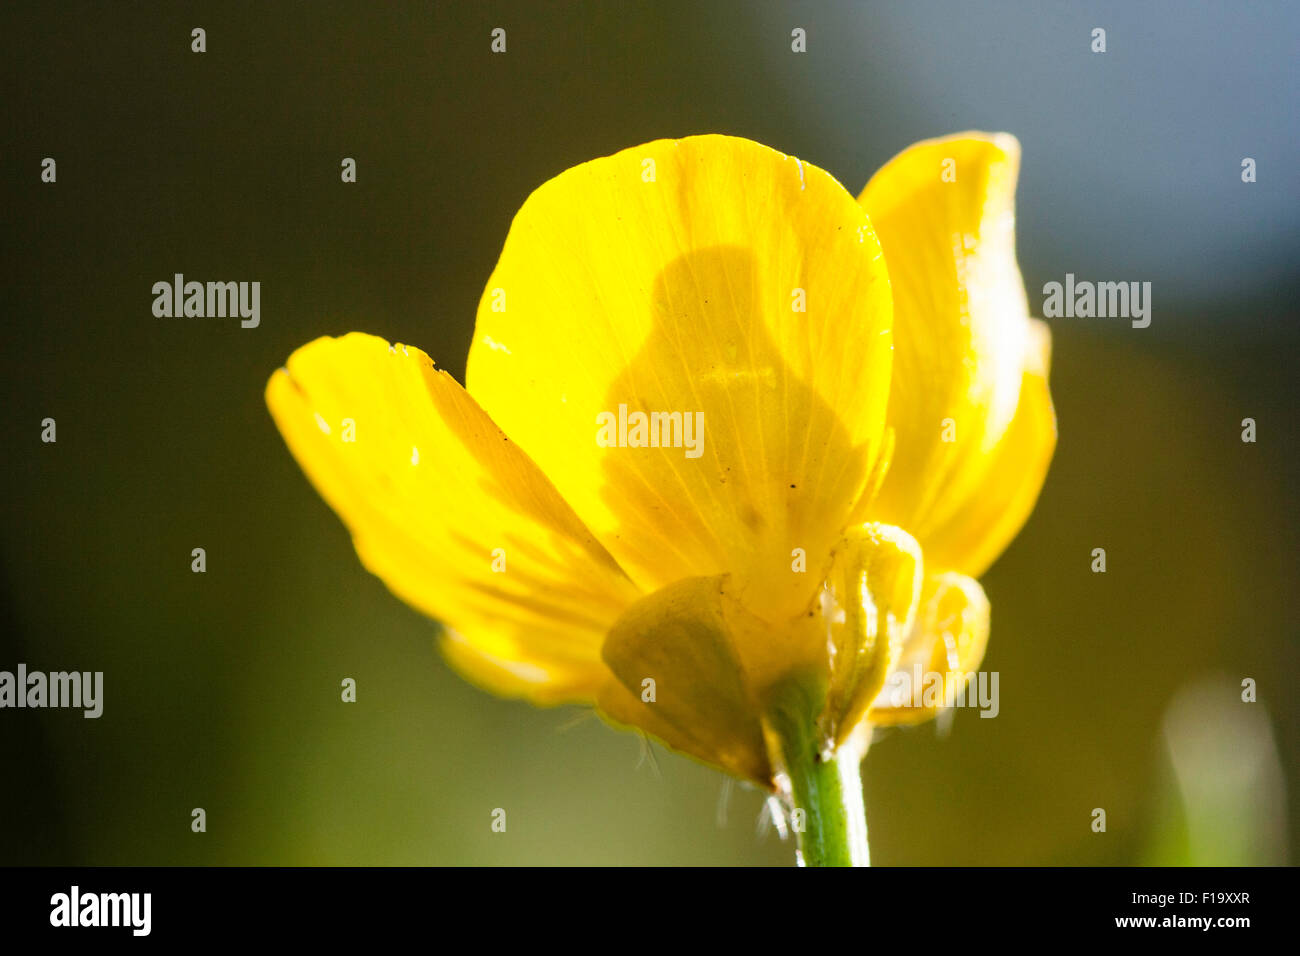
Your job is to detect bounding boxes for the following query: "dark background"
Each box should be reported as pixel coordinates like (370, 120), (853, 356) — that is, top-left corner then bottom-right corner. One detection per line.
(2, 1), (1296, 864)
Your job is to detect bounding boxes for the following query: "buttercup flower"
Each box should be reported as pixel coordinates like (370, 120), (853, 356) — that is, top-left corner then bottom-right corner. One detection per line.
(266, 133), (1056, 865)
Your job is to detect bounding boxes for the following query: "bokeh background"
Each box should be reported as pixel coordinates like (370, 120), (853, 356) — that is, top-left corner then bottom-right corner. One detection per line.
(2, 1), (1296, 865)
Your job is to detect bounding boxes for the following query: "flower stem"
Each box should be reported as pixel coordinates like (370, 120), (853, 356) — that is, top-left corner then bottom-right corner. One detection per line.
(764, 680), (871, 866)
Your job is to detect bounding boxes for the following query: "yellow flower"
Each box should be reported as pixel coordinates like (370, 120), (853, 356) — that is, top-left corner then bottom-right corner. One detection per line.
(266, 133), (1055, 795)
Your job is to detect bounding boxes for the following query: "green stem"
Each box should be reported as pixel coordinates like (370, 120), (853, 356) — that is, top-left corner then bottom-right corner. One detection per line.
(764, 680), (871, 867)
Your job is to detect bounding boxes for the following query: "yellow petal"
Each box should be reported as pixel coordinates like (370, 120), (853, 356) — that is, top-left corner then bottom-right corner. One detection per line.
(859, 132), (1038, 550)
(597, 574), (774, 783)
(265, 332), (642, 704)
(921, 320), (1057, 577)
(467, 135), (894, 623)
(868, 572), (990, 726)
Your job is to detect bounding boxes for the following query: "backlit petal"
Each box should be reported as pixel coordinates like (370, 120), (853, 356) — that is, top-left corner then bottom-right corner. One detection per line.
(468, 135), (894, 622)
(859, 132), (1037, 552)
(868, 573), (990, 726)
(266, 332), (641, 704)
(921, 320), (1057, 577)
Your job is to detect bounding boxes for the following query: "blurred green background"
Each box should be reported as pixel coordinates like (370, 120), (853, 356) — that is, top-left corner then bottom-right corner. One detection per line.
(2, 1), (1296, 865)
